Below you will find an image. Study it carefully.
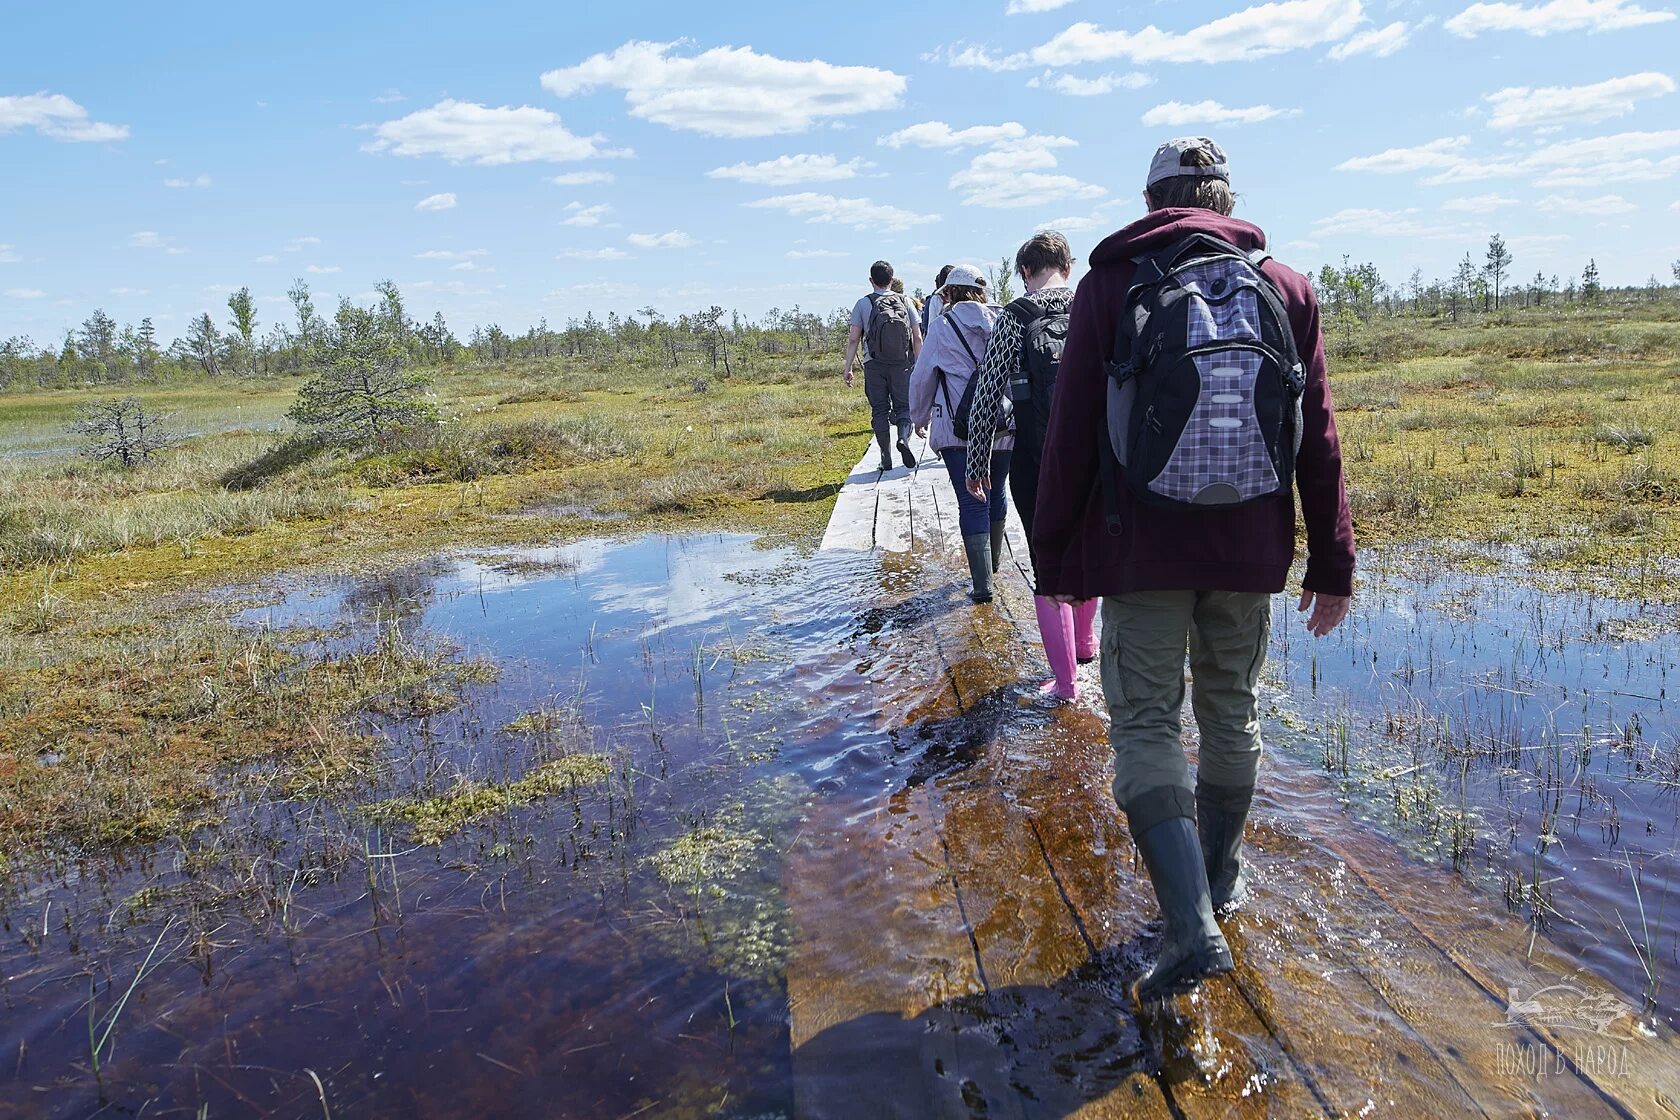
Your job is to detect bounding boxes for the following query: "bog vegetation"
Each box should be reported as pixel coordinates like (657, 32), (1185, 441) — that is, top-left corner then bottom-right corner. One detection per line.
(0, 245), (1677, 862)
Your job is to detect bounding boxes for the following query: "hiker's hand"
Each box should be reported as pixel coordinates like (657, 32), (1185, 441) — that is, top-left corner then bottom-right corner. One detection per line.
(1298, 589), (1350, 637)
(966, 476), (988, 500)
(1051, 594), (1078, 605)
(843, 368), (854, 388)
(915, 425), (927, 438)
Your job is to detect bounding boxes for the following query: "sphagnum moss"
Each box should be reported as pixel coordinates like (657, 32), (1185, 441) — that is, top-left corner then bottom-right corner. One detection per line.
(361, 754), (614, 845)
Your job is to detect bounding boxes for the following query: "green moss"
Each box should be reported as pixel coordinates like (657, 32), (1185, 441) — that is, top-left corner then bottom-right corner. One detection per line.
(363, 754), (613, 845)
(646, 824), (760, 887)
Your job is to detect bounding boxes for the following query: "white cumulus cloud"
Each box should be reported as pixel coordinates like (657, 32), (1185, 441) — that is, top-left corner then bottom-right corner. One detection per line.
(415, 192), (457, 211)
(1537, 193), (1637, 213)
(1337, 128), (1680, 187)
(1311, 207), (1469, 238)
(746, 193), (939, 232)
(0, 92), (127, 142)
(0, 244), (18, 264)
(626, 231), (695, 249)
(4, 288), (45, 299)
(415, 249), (488, 260)
(1327, 21), (1412, 59)
(708, 154), (869, 185)
(1441, 192), (1519, 211)
(949, 135), (1105, 208)
(1446, 0), (1675, 35)
(560, 202), (612, 227)
(880, 121), (1028, 148)
(786, 248), (849, 258)
(127, 230), (185, 254)
(541, 41), (906, 137)
(163, 174), (212, 189)
(1484, 72), (1676, 129)
(306, 264), (341, 273)
(1141, 100), (1296, 126)
(549, 171), (616, 186)
(559, 248), (632, 260)
(965, 0), (1366, 68)
(1028, 71), (1154, 95)
(368, 99), (629, 165)
(1008, 0), (1076, 11)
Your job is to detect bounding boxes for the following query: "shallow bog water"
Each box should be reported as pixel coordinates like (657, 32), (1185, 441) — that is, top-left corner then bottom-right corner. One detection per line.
(1264, 550), (1680, 1012)
(1, 531), (1675, 1118)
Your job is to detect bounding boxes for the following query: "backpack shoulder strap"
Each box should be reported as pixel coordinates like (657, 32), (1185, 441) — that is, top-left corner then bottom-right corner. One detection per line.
(949, 320), (979, 366)
(1004, 294), (1043, 326)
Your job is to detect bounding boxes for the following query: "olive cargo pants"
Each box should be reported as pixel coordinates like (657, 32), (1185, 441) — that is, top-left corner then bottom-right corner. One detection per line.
(1098, 591), (1272, 836)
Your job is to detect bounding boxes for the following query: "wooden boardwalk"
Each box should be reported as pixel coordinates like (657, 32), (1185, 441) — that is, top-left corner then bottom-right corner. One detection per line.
(787, 439), (1680, 1119)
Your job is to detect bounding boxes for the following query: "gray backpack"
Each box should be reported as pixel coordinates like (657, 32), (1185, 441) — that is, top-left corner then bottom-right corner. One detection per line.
(1105, 233), (1305, 510)
(865, 292), (914, 363)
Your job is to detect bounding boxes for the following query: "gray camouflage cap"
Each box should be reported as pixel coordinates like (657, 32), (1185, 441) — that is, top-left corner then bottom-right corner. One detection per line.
(1145, 137), (1230, 188)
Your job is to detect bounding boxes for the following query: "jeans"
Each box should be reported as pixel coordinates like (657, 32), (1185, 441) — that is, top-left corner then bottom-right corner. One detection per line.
(941, 445), (1012, 537)
(1098, 590), (1272, 836)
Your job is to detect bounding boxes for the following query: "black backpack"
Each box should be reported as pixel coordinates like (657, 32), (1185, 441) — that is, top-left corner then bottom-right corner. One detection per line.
(865, 292), (914, 364)
(1004, 295), (1069, 455)
(942, 320), (982, 441)
(1105, 233), (1305, 511)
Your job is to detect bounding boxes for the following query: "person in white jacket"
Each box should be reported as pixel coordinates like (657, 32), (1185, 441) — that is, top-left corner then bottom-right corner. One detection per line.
(908, 263), (1014, 603)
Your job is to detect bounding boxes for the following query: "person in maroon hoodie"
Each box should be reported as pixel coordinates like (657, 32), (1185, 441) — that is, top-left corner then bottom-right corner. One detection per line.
(1032, 138), (1355, 1003)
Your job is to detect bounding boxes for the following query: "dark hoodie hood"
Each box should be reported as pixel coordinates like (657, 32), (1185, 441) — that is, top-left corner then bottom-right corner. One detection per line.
(1088, 208), (1267, 268)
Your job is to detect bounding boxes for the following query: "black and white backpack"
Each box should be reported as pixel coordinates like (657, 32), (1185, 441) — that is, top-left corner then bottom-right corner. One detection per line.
(1004, 294), (1069, 455)
(1105, 233), (1305, 510)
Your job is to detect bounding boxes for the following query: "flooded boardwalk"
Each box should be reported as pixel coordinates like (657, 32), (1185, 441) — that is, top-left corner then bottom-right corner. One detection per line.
(791, 439), (1680, 1118)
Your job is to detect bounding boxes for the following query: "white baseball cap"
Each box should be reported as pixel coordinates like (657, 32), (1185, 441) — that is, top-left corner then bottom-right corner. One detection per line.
(940, 263), (987, 290)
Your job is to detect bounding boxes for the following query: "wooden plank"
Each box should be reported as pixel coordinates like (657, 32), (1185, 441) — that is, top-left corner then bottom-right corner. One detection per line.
(818, 442), (886, 552)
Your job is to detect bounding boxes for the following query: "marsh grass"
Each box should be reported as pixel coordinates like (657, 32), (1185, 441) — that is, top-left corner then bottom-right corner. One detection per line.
(0, 601), (495, 857)
(1334, 314), (1679, 592)
(362, 754), (614, 845)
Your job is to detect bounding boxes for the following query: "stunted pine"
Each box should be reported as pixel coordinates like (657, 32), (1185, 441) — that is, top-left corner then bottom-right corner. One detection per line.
(288, 303), (434, 447)
(69, 396), (177, 468)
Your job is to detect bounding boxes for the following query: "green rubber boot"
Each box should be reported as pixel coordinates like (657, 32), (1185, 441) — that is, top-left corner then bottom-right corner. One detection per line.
(1130, 816), (1234, 1005)
(989, 521), (1007, 574)
(962, 533), (994, 603)
(1198, 782), (1254, 916)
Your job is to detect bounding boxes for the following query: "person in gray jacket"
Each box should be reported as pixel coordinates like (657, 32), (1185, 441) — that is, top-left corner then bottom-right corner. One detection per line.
(908, 264), (1013, 603)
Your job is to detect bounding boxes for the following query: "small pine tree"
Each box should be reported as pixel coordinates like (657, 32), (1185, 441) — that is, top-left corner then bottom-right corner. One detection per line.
(69, 396), (177, 467)
(1484, 233), (1513, 310)
(1582, 259), (1602, 304)
(989, 256), (1016, 304)
(288, 304), (435, 446)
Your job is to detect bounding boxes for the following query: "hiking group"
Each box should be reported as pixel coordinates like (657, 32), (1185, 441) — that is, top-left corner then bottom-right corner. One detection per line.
(841, 137), (1356, 1005)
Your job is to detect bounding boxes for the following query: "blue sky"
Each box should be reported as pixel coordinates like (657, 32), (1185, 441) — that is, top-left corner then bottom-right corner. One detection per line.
(3, 0), (1677, 346)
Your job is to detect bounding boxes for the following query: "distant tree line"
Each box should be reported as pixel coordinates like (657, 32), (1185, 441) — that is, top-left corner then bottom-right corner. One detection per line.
(6, 249), (1678, 394)
(0, 278), (850, 393)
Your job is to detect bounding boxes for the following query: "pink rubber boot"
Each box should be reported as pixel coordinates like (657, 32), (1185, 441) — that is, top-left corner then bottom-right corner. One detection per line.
(1073, 598), (1099, 665)
(1034, 596), (1078, 700)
